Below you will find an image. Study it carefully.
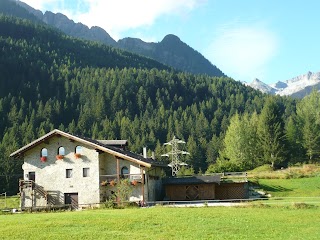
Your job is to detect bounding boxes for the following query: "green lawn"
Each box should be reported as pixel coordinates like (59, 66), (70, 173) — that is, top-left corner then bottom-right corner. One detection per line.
(250, 175), (320, 206)
(0, 195), (20, 209)
(1, 176), (319, 239)
(1, 206), (320, 240)
(257, 176), (320, 197)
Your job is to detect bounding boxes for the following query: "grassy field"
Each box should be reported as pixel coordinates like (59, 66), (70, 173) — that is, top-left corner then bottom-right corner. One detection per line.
(257, 176), (320, 197)
(1, 206), (320, 239)
(1, 170), (319, 239)
(0, 195), (20, 209)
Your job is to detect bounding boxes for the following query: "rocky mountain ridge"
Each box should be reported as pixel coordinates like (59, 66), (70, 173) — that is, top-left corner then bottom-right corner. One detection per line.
(12, 0), (224, 77)
(247, 71), (320, 98)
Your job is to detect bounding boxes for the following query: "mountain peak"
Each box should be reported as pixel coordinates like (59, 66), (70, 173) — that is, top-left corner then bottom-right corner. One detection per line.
(248, 71), (320, 98)
(249, 78), (276, 94)
(8, 0), (225, 77)
(161, 34), (181, 43)
(252, 78), (262, 83)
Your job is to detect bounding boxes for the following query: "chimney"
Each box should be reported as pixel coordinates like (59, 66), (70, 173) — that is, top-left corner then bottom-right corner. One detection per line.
(143, 147), (147, 158)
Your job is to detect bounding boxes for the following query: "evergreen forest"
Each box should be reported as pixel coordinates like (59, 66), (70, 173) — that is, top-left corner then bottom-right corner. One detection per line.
(1, 14), (319, 194)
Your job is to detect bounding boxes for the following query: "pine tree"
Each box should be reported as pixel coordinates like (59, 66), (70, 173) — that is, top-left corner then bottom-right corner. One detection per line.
(257, 97), (286, 168)
(296, 90), (320, 161)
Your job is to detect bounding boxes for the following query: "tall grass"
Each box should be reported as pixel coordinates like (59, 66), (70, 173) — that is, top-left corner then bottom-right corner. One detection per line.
(249, 164), (320, 179)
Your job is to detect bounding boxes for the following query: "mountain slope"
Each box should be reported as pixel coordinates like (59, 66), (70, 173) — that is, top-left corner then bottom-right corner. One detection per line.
(0, 14), (170, 97)
(118, 34), (225, 77)
(247, 72), (320, 98)
(0, 0), (40, 22)
(246, 78), (276, 94)
(12, 0), (224, 77)
(0, 13), (267, 165)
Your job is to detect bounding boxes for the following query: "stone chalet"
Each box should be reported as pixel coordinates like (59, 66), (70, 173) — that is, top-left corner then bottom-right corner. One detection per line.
(10, 129), (166, 210)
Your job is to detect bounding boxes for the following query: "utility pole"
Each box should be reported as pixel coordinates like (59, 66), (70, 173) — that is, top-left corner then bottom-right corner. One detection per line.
(161, 136), (190, 176)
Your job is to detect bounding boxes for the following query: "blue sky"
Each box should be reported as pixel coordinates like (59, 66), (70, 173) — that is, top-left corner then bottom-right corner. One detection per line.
(21, 0), (320, 84)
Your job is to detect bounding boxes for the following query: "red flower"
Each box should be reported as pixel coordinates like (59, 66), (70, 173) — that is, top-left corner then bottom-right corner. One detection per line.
(109, 180), (116, 186)
(40, 156), (47, 162)
(56, 155), (64, 160)
(131, 180), (138, 186)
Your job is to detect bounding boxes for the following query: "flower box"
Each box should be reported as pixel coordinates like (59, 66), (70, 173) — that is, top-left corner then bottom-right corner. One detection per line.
(109, 180), (116, 187)
(131, 180), (138, 186)
(40, 156), (47, 162)
(74, 153), (81, 159)
(101, 181), (107, 186)
(56, 154), (64, 160)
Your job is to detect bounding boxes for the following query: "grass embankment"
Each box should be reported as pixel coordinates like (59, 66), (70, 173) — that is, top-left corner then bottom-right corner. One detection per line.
(249, 164), (320, 205)
(257, 176), (320, 197)
(1, 206), (320, 239)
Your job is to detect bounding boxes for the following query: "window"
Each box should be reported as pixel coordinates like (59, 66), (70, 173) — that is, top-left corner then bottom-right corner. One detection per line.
(40, 148), (48, 157)
(66, 169), (73, 178)
(75, 146), (82, 154)
(28, 172), (35, 182)
(83, 168), (89, 177)
(121, 166), (129, 178)
(58, 146), (65, 156)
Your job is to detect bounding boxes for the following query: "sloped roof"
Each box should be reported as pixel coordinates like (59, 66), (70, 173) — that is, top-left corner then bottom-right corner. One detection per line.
(96, 140), (128, 147)
(162, 175), (221, 185)
(10, 129), (166, 168)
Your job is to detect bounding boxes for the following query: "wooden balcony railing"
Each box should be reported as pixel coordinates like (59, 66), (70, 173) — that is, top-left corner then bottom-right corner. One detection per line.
(99, 174), (143, 185)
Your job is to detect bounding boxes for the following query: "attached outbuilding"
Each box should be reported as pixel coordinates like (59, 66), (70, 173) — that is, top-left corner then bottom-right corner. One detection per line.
(163, 174), (249, 201)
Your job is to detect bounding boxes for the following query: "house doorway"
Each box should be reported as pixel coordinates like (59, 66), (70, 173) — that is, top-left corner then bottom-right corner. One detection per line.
(64, 193), (78, 209)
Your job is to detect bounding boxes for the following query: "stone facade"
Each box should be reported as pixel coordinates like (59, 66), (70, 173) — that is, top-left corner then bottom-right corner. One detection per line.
(14, 130), (165, 210)
(22, 135), (100, 208)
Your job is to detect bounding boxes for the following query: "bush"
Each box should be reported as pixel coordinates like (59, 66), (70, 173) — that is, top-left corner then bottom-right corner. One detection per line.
(250, 164), (274, 173)
(104, 198), (116, 209)
(206, 160), (243, 174)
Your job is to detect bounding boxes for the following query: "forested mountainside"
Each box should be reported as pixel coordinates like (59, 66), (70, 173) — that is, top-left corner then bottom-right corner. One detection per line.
(0, 0), (40, 23)
(0, 15), (266, 156)
(2, 14), (320, 195)
(2, 0), (224, 77)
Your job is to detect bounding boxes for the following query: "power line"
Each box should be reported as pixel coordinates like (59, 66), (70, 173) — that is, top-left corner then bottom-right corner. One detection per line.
(161, 136), (189, 176)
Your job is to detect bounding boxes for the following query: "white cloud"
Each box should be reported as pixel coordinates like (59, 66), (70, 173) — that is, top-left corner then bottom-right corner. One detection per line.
(20, 0), (57, 11)
(21, 0), (204, 40)
(206, 23), (278, 82)
(77, 0), (202, 40)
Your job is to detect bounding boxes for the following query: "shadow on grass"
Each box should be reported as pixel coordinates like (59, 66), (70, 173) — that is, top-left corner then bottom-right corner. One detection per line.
(259, 184), (292, 193)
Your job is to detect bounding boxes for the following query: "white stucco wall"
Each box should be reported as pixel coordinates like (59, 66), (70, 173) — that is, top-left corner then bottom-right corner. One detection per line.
(20, 134), (164, 208)
(22, 135), (100, 207)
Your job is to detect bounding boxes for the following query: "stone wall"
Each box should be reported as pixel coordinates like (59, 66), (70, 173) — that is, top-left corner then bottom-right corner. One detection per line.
(22, 135), (100, 207)
(21, 134), (164, 208)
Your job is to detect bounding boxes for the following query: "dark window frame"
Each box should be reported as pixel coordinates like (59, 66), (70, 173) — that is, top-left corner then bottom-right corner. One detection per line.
(66, 169), (73, 178)
(83, 168), (89, 177)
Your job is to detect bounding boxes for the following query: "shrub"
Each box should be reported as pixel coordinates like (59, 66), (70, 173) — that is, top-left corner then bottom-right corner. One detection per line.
(250, 164), (274, 173)
(206, 160), (242, 174)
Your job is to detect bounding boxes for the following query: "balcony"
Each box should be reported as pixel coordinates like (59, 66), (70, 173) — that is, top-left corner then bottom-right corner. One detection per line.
(99, 174), (144, 186)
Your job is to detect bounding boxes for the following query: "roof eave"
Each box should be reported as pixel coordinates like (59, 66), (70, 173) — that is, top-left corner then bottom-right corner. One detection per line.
(9, 129), (153, 168)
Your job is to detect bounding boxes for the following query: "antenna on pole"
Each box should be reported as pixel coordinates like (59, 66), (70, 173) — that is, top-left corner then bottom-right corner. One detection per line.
(161, 136), (190, 176)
